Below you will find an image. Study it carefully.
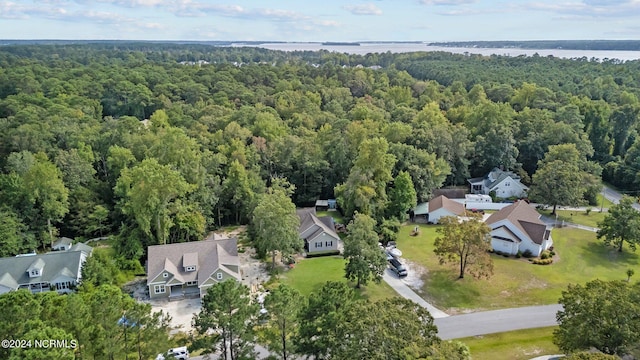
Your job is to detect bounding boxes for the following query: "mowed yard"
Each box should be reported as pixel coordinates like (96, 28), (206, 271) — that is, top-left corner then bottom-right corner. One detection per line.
(397, 223), (640, 312)
(276, 255), (397, 302)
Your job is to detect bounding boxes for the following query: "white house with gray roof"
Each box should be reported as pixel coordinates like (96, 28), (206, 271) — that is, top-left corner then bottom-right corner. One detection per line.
(468, 167), (528, 199)
(297, 208), (340, 255)
(146, 238), (240, 300)
(0, 245), (92, 295)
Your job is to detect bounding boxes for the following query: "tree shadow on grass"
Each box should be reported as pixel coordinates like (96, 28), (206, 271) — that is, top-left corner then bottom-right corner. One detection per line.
(426, 269), (481, 310)
(581, 240), (639, 269)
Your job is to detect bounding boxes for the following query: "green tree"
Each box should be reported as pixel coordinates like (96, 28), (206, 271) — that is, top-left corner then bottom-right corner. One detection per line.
(262, 284), (305, 360)
(115, 158), (193, 245)
(335, 137), (396, 219)
(387, 171), (417, 220)
(251, 180), (302, 267)
(296, 281), (358, 359)
(529, 144), (588, 215)
(333, 297), (440, 359)
(434, 215), (493, 279)
(554, 280), (640, 356)
(8, 320), (76, 360)
(0, 207), (33, 256)
(193, 280), (258, 360)
(343, 213), (387, 288)
(597, 196), (640, 252)
(221, 160), (257, 224)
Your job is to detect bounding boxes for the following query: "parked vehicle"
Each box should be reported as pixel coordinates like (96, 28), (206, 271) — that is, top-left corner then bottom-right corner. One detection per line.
(388, 258), (408, 277)
(157, 346), (189, 360)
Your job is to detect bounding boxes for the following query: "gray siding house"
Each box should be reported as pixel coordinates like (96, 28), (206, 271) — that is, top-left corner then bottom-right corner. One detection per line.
(297, 208), (340, 255)
(146, 238), (240, 300)
(0, 244), (92, 295)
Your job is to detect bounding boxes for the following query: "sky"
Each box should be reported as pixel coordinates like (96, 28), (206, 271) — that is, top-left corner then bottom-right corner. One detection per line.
(0, 0), (639, 42)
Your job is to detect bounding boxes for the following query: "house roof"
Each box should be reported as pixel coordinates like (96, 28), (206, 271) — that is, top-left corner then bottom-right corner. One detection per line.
(413, 202), (429, 216)
(428, 195), (466, 215)
(486, 201), (549, 245)
(0, 250), (89, 290)
(297, 207), (340, 242)
(468, 168), (529, 191)
(69, 242), (93, 255)
(433, 188), (466, 199)
(53, 237), (73, 248)
(146, 238), (240, 287)
(315, 199), (329, 207)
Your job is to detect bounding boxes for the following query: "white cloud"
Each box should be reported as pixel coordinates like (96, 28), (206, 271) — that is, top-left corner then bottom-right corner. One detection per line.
(343, 3), (383, 15)
(524, 0), (640, 18)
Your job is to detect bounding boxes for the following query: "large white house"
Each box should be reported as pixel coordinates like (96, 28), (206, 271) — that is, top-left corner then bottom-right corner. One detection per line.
(468, 168), (528, 199)
(486, 201), (553, 256)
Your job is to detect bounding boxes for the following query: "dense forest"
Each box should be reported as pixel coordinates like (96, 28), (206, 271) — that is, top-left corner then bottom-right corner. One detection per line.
(0, 43), (639, 265)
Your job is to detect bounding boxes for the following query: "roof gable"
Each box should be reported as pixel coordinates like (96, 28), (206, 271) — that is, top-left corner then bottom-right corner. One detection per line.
(146, 238), (239, 287)
(428, 195), (465, 215)
(0, 251), (85, 288)
(487, 201), (548, 244)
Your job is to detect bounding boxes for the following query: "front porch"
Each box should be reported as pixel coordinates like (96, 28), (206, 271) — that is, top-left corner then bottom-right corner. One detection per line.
(168, 284), (200, 301)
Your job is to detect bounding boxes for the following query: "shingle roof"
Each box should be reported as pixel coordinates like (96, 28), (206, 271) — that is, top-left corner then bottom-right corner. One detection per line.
(146, 238), (240, 287)
(486, 201), (549, 245)
(0, 250), (88, 291)
(297, 207), (340, 242)
(428, 195), (466, 215)
(413, 202), (429, 216)
(52, 237), (73, 248)
(69, 242), (93, 254)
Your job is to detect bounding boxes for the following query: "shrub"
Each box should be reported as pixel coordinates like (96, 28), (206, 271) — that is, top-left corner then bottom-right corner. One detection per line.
(550, 250), (556, 256)
(585, 208), (592, 215)
(502, 253), (510, 258)
(494, 250), (503, 256)
(516, 251), (522, 258)
(532, 258), (553, 265)
(540, 250), (551, 260)
(522, 249), (533, 258)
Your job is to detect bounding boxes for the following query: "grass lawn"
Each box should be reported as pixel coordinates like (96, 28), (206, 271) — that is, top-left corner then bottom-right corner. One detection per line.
(538, 208), (607, 228)
(461, 327), (560, 360)
(316, 210), (345, 224)
(276, 255), (396, 302)
(397, 224), (640, 312)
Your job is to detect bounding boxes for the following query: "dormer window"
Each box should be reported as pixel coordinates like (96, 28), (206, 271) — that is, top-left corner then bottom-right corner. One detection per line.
(185, 266), (196, 272)
(27, 258), (45, 278)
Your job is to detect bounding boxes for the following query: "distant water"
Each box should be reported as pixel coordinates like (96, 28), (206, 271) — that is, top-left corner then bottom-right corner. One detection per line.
(233, 42), (640, 61)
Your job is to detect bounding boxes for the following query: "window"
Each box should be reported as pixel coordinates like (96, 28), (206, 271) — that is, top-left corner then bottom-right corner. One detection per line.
(325, 241), (333, 247)
(30, 270), (39, 276)
(185, 266), (196, 272)
(186, 281), (198, 286)
(505, 182), (511, 186)
(315, 242), (322, 248)
(163, 273), (168, 278)
(216, 272), (223, 280)
(154, 285), (166, 294)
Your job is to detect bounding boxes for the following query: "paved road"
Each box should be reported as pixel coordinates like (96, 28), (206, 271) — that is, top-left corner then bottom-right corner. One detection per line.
(603, 185), (640, 210)
(382, 269), (449, 318)
(435, 304), (563, 340)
